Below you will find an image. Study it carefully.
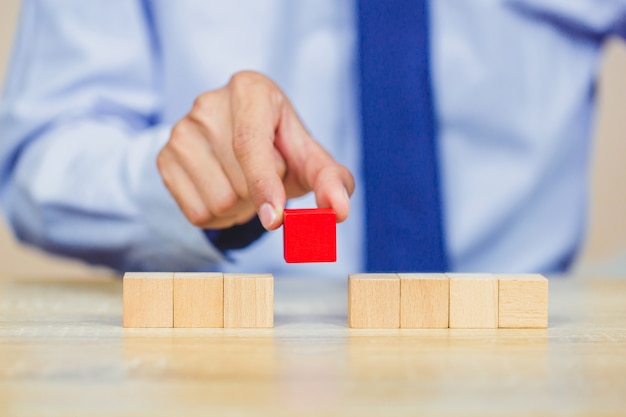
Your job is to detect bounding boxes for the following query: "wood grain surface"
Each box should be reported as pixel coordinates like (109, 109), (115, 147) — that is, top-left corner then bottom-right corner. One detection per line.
(449, 273), (499, 329)
(123, 272), (173, 328)
(173, 272), (224, 328)
(348, 273), (400, 328)
(224, 273), (274, 328)
(498, 274), (548, 328)
(399, 273), (449, 328)
(1, 273), (626, 416)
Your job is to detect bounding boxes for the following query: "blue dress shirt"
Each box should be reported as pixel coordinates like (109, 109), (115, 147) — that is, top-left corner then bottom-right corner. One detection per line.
(1, 0), (625, 275)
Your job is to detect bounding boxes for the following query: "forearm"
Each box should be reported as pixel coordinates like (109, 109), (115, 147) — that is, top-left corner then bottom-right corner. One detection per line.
(2, 120), (225, 272)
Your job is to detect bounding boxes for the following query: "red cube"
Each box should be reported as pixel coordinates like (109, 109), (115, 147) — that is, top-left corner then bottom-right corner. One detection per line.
(283, 208), (336, 263)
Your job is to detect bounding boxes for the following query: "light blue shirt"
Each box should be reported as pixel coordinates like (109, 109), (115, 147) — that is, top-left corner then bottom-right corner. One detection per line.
(1, 0), (625, 276)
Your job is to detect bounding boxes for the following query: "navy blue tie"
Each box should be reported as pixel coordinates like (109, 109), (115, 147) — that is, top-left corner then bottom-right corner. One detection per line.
(358, 0), (448, 272)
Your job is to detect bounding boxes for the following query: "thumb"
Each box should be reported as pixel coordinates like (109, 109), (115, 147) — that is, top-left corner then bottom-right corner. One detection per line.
(276, 103), (355, 223)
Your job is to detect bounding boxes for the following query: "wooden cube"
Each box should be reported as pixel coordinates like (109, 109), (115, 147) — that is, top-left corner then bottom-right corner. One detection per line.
(498, 274), (548, 328)
(283, 208), (336, 263)
(123, 272), (173, 328)
(399, 273), (449, 328)
(223, 273), (274, 328)
(173, 272), (224, 328)
(448, 273), (498, 329)
(348, 273), (400, 328)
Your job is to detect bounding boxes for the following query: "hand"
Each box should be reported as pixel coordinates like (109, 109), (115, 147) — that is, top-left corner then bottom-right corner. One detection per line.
(157, 71), (354, 231)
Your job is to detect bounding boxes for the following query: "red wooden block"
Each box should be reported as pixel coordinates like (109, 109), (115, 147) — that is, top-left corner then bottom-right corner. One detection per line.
(283, 208), (336, 263)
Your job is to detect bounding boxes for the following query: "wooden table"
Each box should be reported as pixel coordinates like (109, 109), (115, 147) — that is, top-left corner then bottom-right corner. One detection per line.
(1, 274), (625, 416)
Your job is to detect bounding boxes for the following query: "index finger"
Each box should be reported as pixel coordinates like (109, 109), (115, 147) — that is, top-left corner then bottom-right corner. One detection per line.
(229, 72), (287, 230)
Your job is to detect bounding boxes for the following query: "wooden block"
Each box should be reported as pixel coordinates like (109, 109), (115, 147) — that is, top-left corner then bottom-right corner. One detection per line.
(399, 273), (449, 328)
(348, 274), (400, 328)
(448, 273), (498, 329)
(498, 274), (548, 328)
(173, 272), (224, 328)
(223, 273), (274, 328)
(123, 272), (173, 328)
(283, 208), (336, 263)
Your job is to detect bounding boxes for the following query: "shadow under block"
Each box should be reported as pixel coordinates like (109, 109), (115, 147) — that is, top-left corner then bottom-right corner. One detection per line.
(223, 273), (274, 328)
(348, 274), (400, 328)
(498, 274), (548, 328)
(448, 273), (498, 329)
(123, 272), (174, 328)
(173, 272), (224, 328)
(283, 208), (336, 263)
(399, 273), (449, 328)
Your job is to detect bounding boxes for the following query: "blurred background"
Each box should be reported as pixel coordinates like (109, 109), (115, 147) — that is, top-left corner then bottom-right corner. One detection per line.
(1, 1), (625, 278)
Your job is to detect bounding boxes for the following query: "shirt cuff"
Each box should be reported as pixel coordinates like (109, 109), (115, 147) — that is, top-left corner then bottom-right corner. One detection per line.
(203, 215), (267, 253)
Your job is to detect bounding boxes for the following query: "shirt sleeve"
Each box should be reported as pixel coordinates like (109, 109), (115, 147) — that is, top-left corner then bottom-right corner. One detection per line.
(0, 0), (226, 272)
(505, 0), (626, 38)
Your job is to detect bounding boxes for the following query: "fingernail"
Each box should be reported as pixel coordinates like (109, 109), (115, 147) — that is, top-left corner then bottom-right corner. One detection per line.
(259, 203), (277, 229)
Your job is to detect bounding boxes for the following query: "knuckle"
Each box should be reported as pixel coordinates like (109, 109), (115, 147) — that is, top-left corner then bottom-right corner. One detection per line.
(156, 149), (168, 174)
(168, 124), (195, 157)
(190, 93), (210, 115)
(248, 175), (272, 200)
(189, 92), (221, 127)
(328, 162), (355, 192)
(232, 129), (256, 157)
(313, 164), (345, 190)
(156, 152), (178, 191)
(344, 168), (356, 192)
(186, 205), (211, 227)
(232, 130), (274, 162)
(229, 70), (262, 87)
(229, 71), (278, 99)
(209, 190), (239, 216)
(169, 120), (189, 143)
